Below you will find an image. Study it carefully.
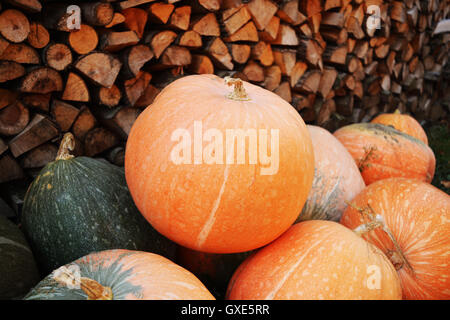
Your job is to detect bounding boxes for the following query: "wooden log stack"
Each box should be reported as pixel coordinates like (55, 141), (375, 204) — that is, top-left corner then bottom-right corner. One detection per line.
(0, 0), (449, 187)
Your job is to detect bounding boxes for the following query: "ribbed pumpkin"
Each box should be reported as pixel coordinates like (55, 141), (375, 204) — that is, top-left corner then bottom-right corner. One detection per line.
(340, 178), (450, 300)
(125, 74), (314, 253)
(297, 125), (365, 222)
(22, 133), (176, 274)
(226, 220), (402, 300)
(371, 110), (428, 145)
(333, 123), (435, 185)
(24, 249), (215, 300)
(176, 245), (253, 299)
(0, 215), (40, 299)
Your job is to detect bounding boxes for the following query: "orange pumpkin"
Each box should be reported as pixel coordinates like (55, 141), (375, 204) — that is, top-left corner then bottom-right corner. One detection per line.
(333, 123), (435, 185)
(297, 125), (365, 222)
(371, 110), (428, 145)
(125, 74), (314, 253)
(25, 249), (215, 300)
(340, 178), (450, 300)
(226, 220), (402, 300)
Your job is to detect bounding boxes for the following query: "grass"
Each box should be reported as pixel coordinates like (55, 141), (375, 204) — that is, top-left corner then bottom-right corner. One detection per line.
(425, 122), (450, 194)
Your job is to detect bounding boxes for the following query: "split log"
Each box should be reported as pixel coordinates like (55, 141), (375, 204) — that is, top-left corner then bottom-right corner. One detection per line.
(19, 67), (63, 93)
(20, 143), (58, 169)
(62, 72), (90, 103)
(189, 54), (214, 74)
(68, 25), (99, 55)
(0, 101), (30, 136)
(122, 8), (148, 39)
(99, 31), (140, 52)
(0, 43), (40, 64)
(80, 2), (114, 27)
(191, 13), (220, 36)
(8, 114), (59, 157)
(148, 3), (175, 24)
(0, 89), (18, 110)
(51, 100), (80, 132)
(0, 61), (25, 83)
(72, 106), (97, 141)
(123, 71), (152, 106)
(84, 127), (119, 157)
(96, 85), (122, 109)
(120, 44), (154, 79)
(0, 154), (24, 183)
(21, 93), (51, 112)
(145, 30), (177, 59)
(178, 31), (202, 48)
(169, 6), (191, 31)
(74, 52), (122, 88)
(42, 43), (72, 71)
(231, 44), (251, 64)
(0, 9), (30, 43)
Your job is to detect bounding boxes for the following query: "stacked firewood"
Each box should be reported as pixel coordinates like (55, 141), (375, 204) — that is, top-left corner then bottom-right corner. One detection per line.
(0, 0), (449, 185)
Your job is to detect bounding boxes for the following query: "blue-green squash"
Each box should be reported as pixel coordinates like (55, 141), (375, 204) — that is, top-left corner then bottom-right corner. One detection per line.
(0, 214), (40, 299)
(24, 249), (215, 300)
(22, 133), (176, 274)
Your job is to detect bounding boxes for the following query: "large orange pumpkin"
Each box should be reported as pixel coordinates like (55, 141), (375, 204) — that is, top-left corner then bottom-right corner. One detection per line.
(333, 123), (435, 185)
(297, 125), (365, 222)
(226, 220), (402, 300)
(125, 74), (314, 253)
(371, 110), (428, 145)
(25, 249), (215, 300)
(340, 178), (450, 300)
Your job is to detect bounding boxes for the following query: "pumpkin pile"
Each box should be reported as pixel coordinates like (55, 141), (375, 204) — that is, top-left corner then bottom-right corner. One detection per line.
(0, 75), (448, 300)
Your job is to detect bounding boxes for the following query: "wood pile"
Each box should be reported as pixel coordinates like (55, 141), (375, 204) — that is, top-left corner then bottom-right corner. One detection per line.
(0, 0), (449, 188)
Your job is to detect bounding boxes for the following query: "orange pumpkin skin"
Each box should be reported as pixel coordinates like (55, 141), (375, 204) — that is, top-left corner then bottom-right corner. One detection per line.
(25, 249), (215, 300)
(371, 111), (428, 145)
(297, 125), (365, 222)
(333, 123), (435, 185)
(125, 74), (314, 253)
(340, 178), (450, 300)
(226, 220), (402, 300)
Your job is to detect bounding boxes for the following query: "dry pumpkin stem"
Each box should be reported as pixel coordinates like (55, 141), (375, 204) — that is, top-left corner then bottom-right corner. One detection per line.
(52, 266), (113, 300)
(358, 145), (378, 172)
(346, 201), (414, 274)
(55, 132), (75, 161)
(224, 76), (250, 101)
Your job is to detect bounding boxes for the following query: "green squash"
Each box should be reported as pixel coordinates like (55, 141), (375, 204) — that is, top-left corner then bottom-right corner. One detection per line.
(22, 133), (176, 275)
(0, 215), (40, 299)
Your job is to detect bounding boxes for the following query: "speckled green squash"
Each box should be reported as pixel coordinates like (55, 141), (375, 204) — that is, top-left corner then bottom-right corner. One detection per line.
(24, 249), (215, 300)
(22, 155), (176, 275)
(0, 215), (40, 299)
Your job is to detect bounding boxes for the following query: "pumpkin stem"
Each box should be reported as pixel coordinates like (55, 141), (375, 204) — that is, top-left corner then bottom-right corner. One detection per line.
(80, 277), (114, 300)
(224, 76), (250, 101)
(53, 266), (113, 300)
(346, 201), (414, 274)
(56, 132), (75, 161)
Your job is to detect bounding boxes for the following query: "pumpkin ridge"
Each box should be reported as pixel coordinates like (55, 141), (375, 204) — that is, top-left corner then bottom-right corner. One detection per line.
(196, 164), (230, 249)
(351, 123), (428, 148)
(265, 238), (323, 299)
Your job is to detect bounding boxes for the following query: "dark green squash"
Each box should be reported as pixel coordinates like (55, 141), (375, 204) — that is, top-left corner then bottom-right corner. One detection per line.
(22, 133), (176, 275)
(0, 214), (40, 299)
